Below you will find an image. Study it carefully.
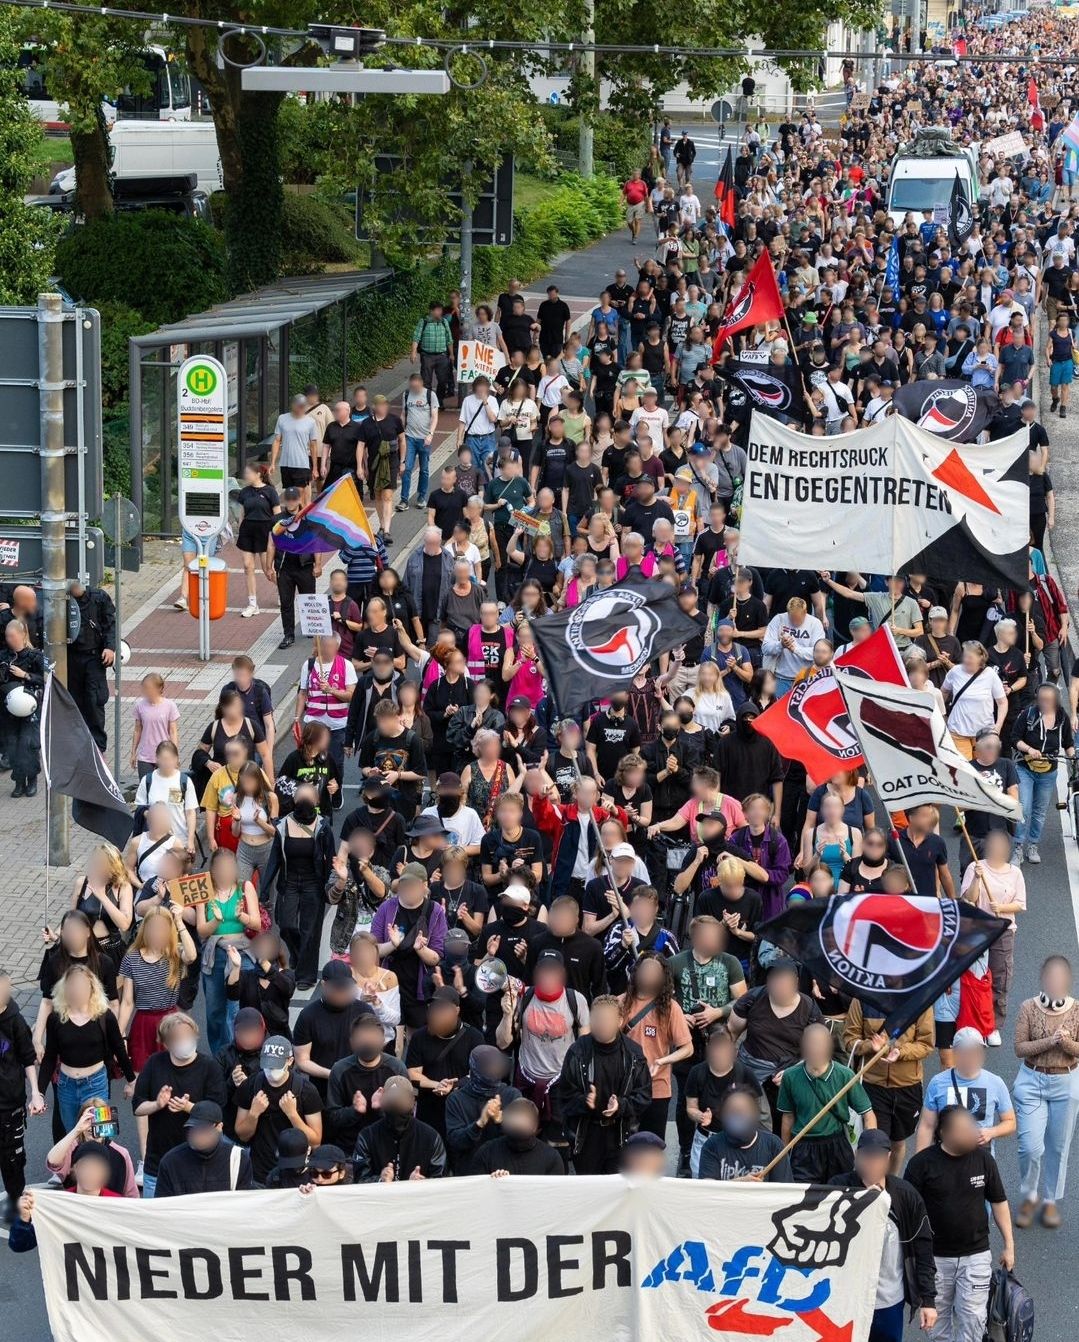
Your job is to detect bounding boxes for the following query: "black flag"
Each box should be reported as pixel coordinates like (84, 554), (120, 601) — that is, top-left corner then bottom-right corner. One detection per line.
(716, 358), (803, 418)
(40, 672), (133, 849)
(893, 379), (999, 442)
(758, 893), (1008, 1036)
(947, 172), (974, 251)
(531, 578), (704, 717)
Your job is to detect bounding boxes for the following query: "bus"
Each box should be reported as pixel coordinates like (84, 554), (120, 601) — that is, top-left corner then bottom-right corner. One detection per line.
(18, 43), (191, 130)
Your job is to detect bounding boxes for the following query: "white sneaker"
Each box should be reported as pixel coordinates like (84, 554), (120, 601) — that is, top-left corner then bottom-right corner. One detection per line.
(1026, 845), (1041, 864)
(986, 1030), (1002, 1046)
(240, 603), (260, 618)
(1013, 847), (1024, 866)
(173, 596), (188, 611)
(135, 1159), (145, 1188)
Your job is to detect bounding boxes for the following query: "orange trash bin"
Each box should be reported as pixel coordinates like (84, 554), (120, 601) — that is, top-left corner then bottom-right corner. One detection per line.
(187, 557), (228, 620)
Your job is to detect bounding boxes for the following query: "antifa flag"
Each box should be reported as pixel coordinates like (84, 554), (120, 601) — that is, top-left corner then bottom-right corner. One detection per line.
(893, 379), (998, 443)
(714, 146), (736, 227)
(947, 173), (974, 251)
(752, 626), (908, 784)
(759, 894), (1008, 1036)
(711, 251), (785, 359)
(531, 579), (704, 717)
(40, 673), (133, 849)
(715, 359), (803, 418)
(834, 670), (1022, 819)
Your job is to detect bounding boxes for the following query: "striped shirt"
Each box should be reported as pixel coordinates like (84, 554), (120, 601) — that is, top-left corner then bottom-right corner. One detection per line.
(340, 536), (389, 588)
(119, 950), (180, 1011)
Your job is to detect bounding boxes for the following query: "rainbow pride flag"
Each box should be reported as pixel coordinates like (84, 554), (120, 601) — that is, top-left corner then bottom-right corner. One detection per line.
(271, 474), (375, 554)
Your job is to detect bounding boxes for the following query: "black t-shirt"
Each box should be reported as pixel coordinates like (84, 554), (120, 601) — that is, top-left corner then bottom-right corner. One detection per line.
(404, 1023), (485, 1129)
(340, 803), (405, 870)
(586, 711), (642, 780)
(686, 1060), (762, 1134)
(235, 1071), (324, 1182)
(966, 757), (1019, 839)
(39, 948), (118, 1002)
(564, 461), (603, 515)
(602, 443), (631, 482)
(838, 857), (889, 893)
(581, 875), (646, 921)
(762, 568), (821, 612)
(987, 645), (1027, 693)
(693, 528), (728, 576)
(694, 887), (763, 936)
(534, 440), (570, 493)
(132, 1052), (228, 1175)
(420, 551), (444, 624)
(292, 1000), (374, 1096)
(623, 497), (675, 538)
(236, 483), (279, 525)
(355, 624), (400, 664)
(427, 487), (470, 539)
(898, 830), (950, 897)
(537, 298), (571, 347)
(359, 728), (427, 803)
(479, 826), (544, 875)
(360, 413), (405, 462)
(905, 1145), (1007, 1257)
(733, 595), (769, 650)
(730, 989), (824, 1065)
(323, 421), (363, 477)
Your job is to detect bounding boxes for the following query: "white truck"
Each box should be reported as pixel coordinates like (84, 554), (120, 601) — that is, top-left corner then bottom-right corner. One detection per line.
(51, 119), (222, 198)
(886, 128), (982, 228)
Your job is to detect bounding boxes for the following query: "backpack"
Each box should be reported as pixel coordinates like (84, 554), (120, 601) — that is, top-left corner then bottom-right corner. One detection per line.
(132, 771), (194, 835)
(987, 1267), (1034, 1342)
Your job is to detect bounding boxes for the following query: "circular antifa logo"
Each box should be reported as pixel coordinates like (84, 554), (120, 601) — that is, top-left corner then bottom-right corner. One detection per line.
(819, 893), (959, 993)
(916, 384), (977, 439)
(783, 667), (873, 761)
(722, 281), (756, 330)
(185, 363), (218, 397)
(566, 589), (660, 680)
(739, 369), (792, 411)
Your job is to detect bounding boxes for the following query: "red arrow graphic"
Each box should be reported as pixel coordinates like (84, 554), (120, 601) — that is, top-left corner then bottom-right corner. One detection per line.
(799, 1308), (854, 1342)
(705, 1300), (793, 1336)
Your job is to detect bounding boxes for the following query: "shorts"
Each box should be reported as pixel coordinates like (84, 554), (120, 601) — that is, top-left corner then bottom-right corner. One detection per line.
(181, 530), (219, 557)
(1050, 359), (1075, 387)
(935, 1020), (957, 1051)
(626, 201), (646, 223)
(280, 466), (312, 487)
(864, 1080), (922, 1141)
(236, 520), (272, 553)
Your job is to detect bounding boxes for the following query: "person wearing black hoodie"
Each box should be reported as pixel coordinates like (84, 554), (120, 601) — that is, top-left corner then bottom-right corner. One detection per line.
(154, 1101), (255, 1196)
(325, 1012), (408, 1149)
(0, 972), (43, 1221)
(830, 1128), (938, 1341)
(526, 896), (607, 1000)
(555, 994), (652, 1175)
(444, 1045), (522, 1172)
(352, 1076), (446, 1181)
(471, 1098), (565, 1176)
(293, 961), (378, 1100)
(215, 1007), (267, 1140)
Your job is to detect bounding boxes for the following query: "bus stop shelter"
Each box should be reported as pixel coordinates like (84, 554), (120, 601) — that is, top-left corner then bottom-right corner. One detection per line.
(128, 268), (390, 536)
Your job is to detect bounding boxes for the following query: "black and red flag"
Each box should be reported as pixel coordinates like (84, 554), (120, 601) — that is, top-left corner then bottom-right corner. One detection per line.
(759, 894), (1008, 1036)
(710, 251), (785, 360)
(893, 378), (998, 442)
(714, 146), (736, 228)
(714, 356), (803, 419)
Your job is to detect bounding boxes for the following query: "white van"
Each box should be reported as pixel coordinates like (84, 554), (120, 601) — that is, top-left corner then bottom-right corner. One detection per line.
(51, 120), (222, 198)
(886, 129), (981, 228)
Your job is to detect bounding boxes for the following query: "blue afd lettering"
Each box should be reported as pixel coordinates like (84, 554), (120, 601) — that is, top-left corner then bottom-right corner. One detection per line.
(722, 1247), (830, 1313)
(641, 1241), (716, 1292)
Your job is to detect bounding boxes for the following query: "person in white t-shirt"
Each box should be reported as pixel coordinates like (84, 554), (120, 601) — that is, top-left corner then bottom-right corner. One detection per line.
(679, 185), (702, 226)
(133, 740), (199, 853)
(941, 643), (1007, 759)
(629, 387), (670, 443)
(421, 771), (485, 858)
(296, 630), (358, 772)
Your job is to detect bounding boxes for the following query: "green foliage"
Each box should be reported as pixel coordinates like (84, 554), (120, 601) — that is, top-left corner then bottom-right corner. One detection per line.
(279, 194), (364, 275)
(227, 90), (285, 292)
(95, 301), (154, 408)
(54, 211), (228, 326)
(0, 15), (62, 300)
(541, 107), (651, 180)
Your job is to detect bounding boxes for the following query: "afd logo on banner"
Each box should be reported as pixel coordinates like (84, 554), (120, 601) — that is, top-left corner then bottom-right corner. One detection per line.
(642, 1188), (876, 1341)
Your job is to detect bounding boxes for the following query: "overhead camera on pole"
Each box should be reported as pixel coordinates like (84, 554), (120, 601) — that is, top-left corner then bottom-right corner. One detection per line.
(239, 24), (451, 93)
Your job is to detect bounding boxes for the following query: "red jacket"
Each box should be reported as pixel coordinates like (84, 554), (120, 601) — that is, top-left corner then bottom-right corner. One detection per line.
(530, 794), (629, 894)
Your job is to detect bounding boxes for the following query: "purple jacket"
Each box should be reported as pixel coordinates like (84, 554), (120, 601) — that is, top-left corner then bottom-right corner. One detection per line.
(371, 897), (448, 1003)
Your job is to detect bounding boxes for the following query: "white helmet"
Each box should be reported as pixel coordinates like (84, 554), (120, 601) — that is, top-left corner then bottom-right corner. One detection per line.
(5, 686), (37, 718)
(119, 639), (131, 665)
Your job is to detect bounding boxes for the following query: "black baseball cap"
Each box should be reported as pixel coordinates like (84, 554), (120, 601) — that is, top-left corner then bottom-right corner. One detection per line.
(535, 948), (565, 968)
(184, 1100), (224, 1129)
(431, 985), (461, 1007)
(857, 1128), (893, 1155)
(624, 1131), (666, 1151)
(322, 960), (354, 983)
(308, 1144), (349, 1171)
(276, 1129), (310, 1170)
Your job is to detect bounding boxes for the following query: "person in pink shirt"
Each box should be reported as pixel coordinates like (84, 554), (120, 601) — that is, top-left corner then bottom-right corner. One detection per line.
(130, 673), (180, 779)
(45, 1099), (140, 1197)
(502, 621), (545, 708)
(648, 765), (746, 843)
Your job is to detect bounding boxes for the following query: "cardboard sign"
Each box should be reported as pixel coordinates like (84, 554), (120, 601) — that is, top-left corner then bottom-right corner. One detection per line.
(849, 92), (870, 111)
(510, 508), (545, 536)
(984, 129), (1027, 159)
(456, 339), (507, 384)
(297, 593), (333, 638)
(906, 99), (922, 115)
(167, 872), (212, 906)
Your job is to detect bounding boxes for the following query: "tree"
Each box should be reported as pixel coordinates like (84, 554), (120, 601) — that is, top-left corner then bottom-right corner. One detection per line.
(0, 14), (62, 301)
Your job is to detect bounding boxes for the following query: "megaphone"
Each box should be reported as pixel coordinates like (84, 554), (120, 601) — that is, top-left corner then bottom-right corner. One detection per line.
(5, 686), (37, 718)
(473, 957), (509, 995)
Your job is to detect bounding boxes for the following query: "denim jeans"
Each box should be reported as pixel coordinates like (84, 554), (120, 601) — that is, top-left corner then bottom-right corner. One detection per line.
(400, 436), (431, 505)
(142, 1173), (158, 1199)
(465, 432), (498, 477)
(1014, 1061), (1079, 1202)
(1015, 763), (1057, 848)
(202, 943), (240, 1057)
(56, 1067), (110, 1133)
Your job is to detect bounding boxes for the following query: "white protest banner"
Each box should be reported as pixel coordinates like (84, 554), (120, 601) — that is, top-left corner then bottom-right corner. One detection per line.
(297, 593), (333, 638)
(30, 1179), (887, 1342)
(984, 129), (1027, 159)
(456, 339), (507, 384)
(738, 413), (1030, 589)
(834, 670), (1022, 819)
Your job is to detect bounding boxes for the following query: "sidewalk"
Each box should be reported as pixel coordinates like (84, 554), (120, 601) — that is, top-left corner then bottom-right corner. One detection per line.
(1, 224), (642, 1004)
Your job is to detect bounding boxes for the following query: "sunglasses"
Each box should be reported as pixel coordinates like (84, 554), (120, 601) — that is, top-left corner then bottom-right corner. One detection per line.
(310, 1167), (342, 1180)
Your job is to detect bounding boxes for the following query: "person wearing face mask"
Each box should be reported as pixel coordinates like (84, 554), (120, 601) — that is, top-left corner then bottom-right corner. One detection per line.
(476, 883), (543, 978)
(471, 1097), (564, 1176)
(215, 1006), (267, 1139)
(131, 1013), (227, 1199)
(234, 1035), (324, 1185)
(444, 1045), (522, 1173)
(420, 773), (486, 860)
(264, 1128), (311, 1189)
(325, 1012), (408, 1150)
(405, 986), (484, 1138)
(697, 1084), (792, 1182)
(340, 778), (406, 873)
(153, 1100), (254, 1195)
(643, 711), (694, 819)
(293, 962), (378, 1100)
(585, 693), (642, 788)
(352, 1075), (446, 1182)
(714, 702), (787, 811)
(555, 994), (652, 1175)
(905, 1106), (1014, 1342)
(263, 783), (337, 992)
(344, 650), (402, 757)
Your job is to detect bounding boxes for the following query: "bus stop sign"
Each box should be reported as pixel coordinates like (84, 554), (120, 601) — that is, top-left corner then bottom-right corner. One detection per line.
(177, 355), (228, 542)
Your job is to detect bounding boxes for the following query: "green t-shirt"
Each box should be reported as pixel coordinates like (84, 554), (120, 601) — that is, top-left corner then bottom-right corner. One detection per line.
(484, 474), (532, 524)
(776, 1061), (873, 1137)
(863, 591), (922, 648)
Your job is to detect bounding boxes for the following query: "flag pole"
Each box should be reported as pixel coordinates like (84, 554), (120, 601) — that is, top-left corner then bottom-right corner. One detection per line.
(756, 1037), (894, 1179)
(956, 809), (993, 907)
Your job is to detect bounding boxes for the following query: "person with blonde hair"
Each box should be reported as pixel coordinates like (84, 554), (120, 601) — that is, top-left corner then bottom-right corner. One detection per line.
(38, 965), (134, 1131)
(941, 640), (1007, 760)
(70, 843), (133, 963)
(690, 660), (735, 733)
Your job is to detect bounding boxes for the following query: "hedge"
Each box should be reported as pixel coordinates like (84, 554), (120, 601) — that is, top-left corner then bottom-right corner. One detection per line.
(541, 108), (652, 182)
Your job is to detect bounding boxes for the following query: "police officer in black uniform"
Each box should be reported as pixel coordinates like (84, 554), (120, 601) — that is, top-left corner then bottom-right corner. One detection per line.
(266, 486), (320, 650)
(0, 618), (46, 796)
(67, 578), (116, 750)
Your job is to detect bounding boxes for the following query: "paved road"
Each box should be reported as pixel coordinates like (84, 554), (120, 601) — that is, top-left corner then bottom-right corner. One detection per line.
(4, 803), (1079, 1335)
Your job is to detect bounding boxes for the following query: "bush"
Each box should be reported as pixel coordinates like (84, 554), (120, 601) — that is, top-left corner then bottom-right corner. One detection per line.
(541, 108), (652, 181)
(279, 193), (364, 275)
(55, 211), (228, 327)
(96, 301), (154, 409)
